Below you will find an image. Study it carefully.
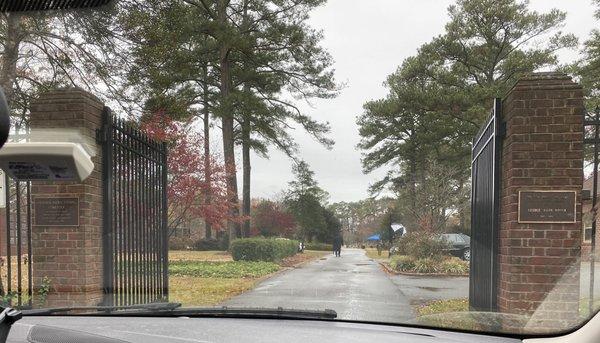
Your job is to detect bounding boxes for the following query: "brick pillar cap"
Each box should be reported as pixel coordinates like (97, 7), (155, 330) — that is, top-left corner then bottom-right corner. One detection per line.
(520, 72), (571, 81)
(506, 71), (581, 94)
(33, 87), (103, 105)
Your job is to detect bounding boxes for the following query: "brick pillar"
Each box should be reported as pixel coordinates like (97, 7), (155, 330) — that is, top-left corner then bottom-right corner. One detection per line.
(29, 88), (104, 307)
(498, 72), (583, 330)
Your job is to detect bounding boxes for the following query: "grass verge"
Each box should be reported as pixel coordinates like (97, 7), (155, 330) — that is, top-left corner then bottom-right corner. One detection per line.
(579, 298), (600, 318)
(365, 248), (388, 260)
(169, 261), (280, 278)
(169, 276), (260, 306)
(168, 249), (325, 307)
(415, 298), (468, 316)
(169, 250), (232, 262)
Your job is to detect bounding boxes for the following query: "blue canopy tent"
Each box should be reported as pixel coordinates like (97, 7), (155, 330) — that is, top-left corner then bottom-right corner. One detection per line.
(366, 234), (381, 241)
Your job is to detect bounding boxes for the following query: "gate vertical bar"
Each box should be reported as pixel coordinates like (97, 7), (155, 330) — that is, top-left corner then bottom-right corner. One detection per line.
(15, 182), (22, 307)
(589, 108), (599, 315)
(161, 142), (168, 300)
(491, 98), (502, 311)
(100, 107), (114, 306)
(118, 120), (124, 307)
(26, 182), (32, 307)
(112, 117), (118, 307)
(144, 136), (153, 302)
(134, 128), (140, 304)
(5, 174), (11, 299)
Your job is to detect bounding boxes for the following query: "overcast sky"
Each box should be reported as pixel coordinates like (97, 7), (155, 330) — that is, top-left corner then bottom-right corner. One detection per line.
(243, 0), (598, 203)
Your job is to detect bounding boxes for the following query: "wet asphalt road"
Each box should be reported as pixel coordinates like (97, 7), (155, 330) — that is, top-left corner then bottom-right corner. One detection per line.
(222, 248), (415, 323)
(387, 274), (469, 306)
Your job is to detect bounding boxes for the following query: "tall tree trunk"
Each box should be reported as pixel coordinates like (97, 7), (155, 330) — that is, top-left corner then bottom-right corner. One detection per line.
(218, 0), (239, 241)
(241, 113), (251, 237)
(202, 68), (212, 239)
(239, 0), (251, 238)
(0, 13), (22, 109)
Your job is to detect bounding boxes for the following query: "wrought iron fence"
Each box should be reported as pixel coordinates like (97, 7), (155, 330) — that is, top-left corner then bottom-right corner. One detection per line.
(97, 107), (168, 306)
(1, 175), (32, 309)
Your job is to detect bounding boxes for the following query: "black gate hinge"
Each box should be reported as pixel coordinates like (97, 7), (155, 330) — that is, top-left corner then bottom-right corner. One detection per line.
(498, 121), (507, 138)
(96, 127), (109, 144)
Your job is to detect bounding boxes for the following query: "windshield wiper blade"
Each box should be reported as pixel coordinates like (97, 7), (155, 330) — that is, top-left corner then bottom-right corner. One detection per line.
(23, 305), (337, 320)
(21, 302), (182, 316)
(167, 306), (338, 320)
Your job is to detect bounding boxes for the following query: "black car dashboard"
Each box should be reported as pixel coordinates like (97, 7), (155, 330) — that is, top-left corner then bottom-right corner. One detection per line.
(8, 316), (521, 343)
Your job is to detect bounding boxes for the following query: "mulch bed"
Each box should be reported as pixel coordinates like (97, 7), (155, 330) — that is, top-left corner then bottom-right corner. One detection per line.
(378, 262), (468, 277)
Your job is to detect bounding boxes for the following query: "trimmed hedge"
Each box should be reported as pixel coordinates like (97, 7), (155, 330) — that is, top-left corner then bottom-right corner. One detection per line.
(230, 238), (299, 262)
(193, 237), (229, 251)
(305, 242), (333, 251)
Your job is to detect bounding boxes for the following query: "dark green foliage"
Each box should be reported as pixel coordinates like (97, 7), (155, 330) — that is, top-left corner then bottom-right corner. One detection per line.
(357, 0), (577, 235)
(193, 238), (228, 251)
(378, 207), (397, 244)
(321, 208), (342, 244)
(230, 238), (299, 262)
(574, 1), (600, 109)
(285, 161), (330, 241)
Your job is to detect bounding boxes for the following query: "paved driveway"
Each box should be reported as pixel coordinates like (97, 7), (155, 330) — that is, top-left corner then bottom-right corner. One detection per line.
(386, 274), (469, 306)
(222, 248), (415, 323)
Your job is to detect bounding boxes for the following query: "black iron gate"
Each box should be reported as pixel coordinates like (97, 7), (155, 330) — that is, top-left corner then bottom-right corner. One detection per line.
(584, 107), (600, 316)
(97, 108), (169, 306)
(469, 98), (503, 311)
(2, 176), (32, 309)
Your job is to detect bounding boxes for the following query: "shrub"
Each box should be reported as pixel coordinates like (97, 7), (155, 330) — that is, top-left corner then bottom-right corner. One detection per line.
(396, 232), (448, 260)
(440, 257), (469, 274)
(230, 237), (299, 262)
(169, 237), (194, 250)
(390, 255), (469, 275)
(305, 242), (333, 251)
(390, 255), (416, 271)
(413, 258), (440, 273)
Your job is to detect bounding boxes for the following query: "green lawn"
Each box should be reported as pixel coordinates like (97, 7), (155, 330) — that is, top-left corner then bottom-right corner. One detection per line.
(169, 261), (280, 278)
(168, 250), (324, 306)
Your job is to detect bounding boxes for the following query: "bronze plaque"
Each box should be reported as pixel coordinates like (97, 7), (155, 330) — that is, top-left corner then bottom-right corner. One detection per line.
(518, 191), (576, 223)
(33, 197), (79, 226)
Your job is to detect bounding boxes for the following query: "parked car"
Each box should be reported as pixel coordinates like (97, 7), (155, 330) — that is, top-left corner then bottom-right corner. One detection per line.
(440, 233), (471, 261)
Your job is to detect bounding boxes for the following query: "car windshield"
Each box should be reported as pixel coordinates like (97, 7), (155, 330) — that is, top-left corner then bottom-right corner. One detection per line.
(0, 0), (599, 337)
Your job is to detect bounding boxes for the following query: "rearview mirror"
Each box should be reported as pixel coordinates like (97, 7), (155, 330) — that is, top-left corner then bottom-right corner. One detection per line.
(1, 0), (113, 12)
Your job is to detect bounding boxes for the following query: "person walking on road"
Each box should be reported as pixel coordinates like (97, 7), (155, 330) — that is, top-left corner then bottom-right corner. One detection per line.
(333, 234), (343, 257)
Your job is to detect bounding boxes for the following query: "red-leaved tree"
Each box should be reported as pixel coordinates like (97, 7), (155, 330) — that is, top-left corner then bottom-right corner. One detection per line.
(251, 200), (296, 238)
(142, 112), (240, 237)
